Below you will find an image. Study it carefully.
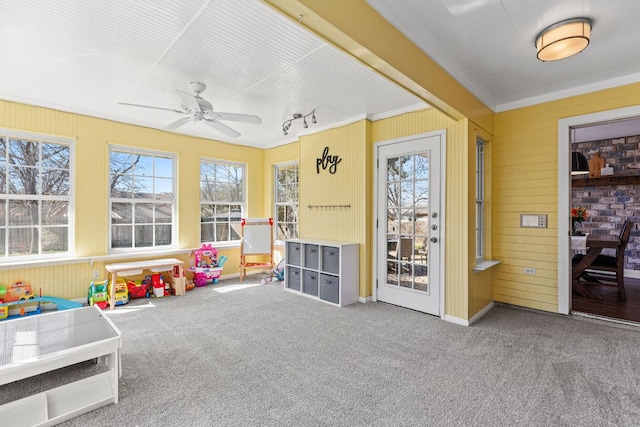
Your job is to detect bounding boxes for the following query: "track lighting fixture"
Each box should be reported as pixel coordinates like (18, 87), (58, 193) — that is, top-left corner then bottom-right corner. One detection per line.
(282, 109), (317, 135)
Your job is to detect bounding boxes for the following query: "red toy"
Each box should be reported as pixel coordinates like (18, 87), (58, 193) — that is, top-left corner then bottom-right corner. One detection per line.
(127, 276), (152, 299)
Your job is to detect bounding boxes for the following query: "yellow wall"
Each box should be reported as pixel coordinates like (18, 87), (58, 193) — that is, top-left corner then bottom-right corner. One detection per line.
(2, 102), (488, 322)
(298, 121), (371, 297)
(493, 82), (640, 313)
(265, 109), (478, 319)
(0, 100), (266, 299)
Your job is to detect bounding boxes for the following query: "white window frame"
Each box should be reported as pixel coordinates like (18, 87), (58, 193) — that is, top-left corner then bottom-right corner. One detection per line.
(0, 129), (75, 262)
(199, 159), (246, 245)
(274, 161), (299, 242)
(108, 146), (176, 253)
(476, 138), (485, 261)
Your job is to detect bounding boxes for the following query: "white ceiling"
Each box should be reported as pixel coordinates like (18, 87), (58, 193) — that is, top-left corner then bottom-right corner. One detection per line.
(0, 0), (426, 148)
(367, 0), (640, 112)
(366, 0), (640, 142)
(1, 1), (640, 148)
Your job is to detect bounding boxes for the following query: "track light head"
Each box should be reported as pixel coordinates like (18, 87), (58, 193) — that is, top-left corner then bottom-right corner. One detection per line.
(281, 110), (317, 135)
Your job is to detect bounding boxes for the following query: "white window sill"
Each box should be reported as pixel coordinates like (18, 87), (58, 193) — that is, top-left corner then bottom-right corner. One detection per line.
(0, 244), (243, 270)
(473, 260), (501, 273)
(0, 256), (89, 270)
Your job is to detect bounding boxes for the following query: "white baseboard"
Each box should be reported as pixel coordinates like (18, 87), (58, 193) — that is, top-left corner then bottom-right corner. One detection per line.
(359, 296), (371, 303)
(444, 301), (495, 326)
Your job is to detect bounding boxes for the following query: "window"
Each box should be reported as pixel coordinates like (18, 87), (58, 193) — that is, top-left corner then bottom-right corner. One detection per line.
(200, 160), (245, 243)
(109, 147), (175, 250)
(274, 162), (298, 240)
(476, 138), (485, 260)
(0, 131), (73, 258)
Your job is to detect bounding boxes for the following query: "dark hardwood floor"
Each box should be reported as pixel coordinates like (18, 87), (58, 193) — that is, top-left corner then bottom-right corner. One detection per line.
(572, 277), (640, 323)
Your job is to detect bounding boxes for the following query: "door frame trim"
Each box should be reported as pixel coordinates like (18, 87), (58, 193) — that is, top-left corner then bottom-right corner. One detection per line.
(372, 130), (447, 319)
(558, 104), (640, 314)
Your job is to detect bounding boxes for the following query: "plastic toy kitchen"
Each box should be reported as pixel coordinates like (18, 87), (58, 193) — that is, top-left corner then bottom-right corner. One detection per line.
(190, 244), (227, 286)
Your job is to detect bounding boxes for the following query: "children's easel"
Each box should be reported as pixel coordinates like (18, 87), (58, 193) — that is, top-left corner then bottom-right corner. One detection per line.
(239, 218), (274, 281)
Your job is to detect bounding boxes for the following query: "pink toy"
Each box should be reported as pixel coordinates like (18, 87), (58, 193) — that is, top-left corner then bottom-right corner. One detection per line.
(190, 244), (227, 286)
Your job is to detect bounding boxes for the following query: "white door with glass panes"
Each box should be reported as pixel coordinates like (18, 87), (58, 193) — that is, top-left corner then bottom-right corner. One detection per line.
(376, 132), (443, 316)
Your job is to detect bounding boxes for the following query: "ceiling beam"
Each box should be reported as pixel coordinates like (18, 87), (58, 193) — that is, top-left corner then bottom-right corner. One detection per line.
(262, 0), (494, 134)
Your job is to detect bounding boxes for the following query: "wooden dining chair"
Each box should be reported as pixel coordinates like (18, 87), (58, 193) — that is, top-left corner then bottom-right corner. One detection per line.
(576, 220), (634, 300)
(388, 237), (414, 262)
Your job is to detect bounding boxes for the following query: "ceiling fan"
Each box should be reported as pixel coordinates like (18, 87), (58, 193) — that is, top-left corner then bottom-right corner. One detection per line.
(118, 82), (262, 138)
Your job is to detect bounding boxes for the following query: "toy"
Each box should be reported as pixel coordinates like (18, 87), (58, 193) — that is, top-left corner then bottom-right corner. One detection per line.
(108, 278), (129, 305)
(127, 278), (152, 299)
(151, 273), (166, 297)
(0, 282), (37, 303)
(190, 244), (226, 286)
(239, 218), (274, 281)
(261, 259), (285, 284)
(0, 295), (81, 321)
(88, 280), (109, 309)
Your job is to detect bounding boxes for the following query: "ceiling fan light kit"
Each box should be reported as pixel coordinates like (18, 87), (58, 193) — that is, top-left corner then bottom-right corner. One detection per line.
(118, 82), (261, 138)
(535, 18), (592, 62)
(282, 109), (317, 135)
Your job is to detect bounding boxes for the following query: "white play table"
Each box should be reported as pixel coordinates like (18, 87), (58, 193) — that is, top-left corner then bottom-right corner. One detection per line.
(0, 306), (122, 426)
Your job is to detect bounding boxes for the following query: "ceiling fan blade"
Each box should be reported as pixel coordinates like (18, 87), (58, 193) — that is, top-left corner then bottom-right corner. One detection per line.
(175, 90), (202, 111)
(164, 116), (191, 131)
(204, 119), (241, 138)
(117, 102), (183, 114)
(212, 112), (262, 125)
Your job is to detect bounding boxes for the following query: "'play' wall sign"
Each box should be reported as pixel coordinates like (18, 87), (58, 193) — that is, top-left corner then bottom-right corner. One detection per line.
(316, 146), (342, 174)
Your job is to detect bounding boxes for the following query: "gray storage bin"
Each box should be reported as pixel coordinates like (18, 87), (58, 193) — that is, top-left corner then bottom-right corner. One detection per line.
(319, 273), (340, 304)
(304, 244), (320, 269)
(287, 266), (301, 291)
(302, 270), (319, 296)
(287, 242), (302, 266)
(321, 246), (340, 274)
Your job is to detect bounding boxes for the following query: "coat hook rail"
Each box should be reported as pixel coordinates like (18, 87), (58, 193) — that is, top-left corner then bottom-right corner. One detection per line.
(307, 204), (351, 210)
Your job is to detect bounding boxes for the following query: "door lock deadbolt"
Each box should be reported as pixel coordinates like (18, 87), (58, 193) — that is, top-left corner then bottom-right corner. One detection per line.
(432, 212), (438, 218)
(431, 225), (438, 231)
(430, 237), (438, 243)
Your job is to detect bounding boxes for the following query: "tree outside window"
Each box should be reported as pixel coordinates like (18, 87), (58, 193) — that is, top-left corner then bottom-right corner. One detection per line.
(274, 162), (298, 241)
(0, 134), (72, 258)
(200, 160), (245, 242)
(109, 148), (175, 250)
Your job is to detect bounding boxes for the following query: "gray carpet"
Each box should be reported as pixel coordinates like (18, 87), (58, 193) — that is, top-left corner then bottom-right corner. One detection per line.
(2, 278), (640, 426)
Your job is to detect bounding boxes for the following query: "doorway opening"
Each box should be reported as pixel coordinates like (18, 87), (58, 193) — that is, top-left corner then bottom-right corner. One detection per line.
(559, 105), (640, 322)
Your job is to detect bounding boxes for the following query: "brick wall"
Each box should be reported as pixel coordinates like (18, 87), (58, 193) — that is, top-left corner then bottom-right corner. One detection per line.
(571, 134), (640, 270)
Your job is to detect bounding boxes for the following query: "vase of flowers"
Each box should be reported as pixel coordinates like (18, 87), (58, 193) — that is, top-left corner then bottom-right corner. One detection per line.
(571, 207), (588, 235)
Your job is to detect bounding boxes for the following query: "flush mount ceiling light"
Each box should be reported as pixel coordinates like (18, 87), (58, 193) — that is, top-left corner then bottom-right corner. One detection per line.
(535, 18), (592, 62)
(282, 110), (316, 135)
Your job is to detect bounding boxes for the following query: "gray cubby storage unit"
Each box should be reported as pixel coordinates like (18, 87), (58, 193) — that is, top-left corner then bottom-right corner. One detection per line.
(284, 239), (359, 307)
